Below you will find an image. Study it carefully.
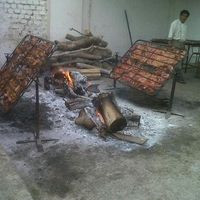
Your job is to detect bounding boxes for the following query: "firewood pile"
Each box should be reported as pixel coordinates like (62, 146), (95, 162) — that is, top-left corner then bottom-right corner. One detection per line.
(0, 35), (55, 112)
(111, 40), (186, 95)
(48, 31), (113, 80)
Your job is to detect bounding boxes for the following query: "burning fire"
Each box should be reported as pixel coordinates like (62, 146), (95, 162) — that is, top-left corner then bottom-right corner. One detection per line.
(62, 70), (74, 89)
(96, 110), (105, 124)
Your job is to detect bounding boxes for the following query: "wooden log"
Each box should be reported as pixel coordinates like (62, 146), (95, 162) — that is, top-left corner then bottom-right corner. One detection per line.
(112, 132), (148, 145)
(65, 33), (93, 41)
(77, 69), (101, 74)
(126, 114), (141, 127)
(52, 45), (112, 61)
(65, 100), (92, 111)
(94, 93), (127, 133)
(85, 75), (101, 80)
(51, 52), (102, 60)
(76, 63), (111, 76)
(86, 84), (100, 93)
(65, 34), (86, 41)
(76, 63), (97, 69)
(51, 58), (97, 67)
(56, 36), (108, 51)
(75, 109), (96, 130)
(75, 72), (101, 80)
(88, 46), (112, 58)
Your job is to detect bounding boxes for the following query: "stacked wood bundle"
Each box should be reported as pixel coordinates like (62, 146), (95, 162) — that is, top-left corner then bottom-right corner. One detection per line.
(49, 31), (113, 80)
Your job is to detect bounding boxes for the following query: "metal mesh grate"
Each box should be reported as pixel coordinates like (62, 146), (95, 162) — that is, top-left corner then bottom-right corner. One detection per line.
(112, 40), (186, 95)
(0, 35), (55, 112)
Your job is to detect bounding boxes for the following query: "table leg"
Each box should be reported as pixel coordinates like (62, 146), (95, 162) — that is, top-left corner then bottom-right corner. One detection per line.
(185, 45), (191, 73)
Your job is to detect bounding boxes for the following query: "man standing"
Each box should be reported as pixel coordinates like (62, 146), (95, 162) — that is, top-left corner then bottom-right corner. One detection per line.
(168, 10), (190, 83)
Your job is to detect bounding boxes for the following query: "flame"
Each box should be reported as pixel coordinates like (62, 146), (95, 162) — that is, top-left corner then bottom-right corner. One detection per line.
(96, 110), (105, 124)
(62, 70), (74, 89)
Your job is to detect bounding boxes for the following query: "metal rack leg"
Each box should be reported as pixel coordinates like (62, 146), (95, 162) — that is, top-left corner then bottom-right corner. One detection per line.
(184, 45), (191, 73)
(154, 72), (184, 118)
(113, 53), (119, 88)
(169, 72), (177, 111)
(35, 77), (44, 152)
(16, 76), (58, 152)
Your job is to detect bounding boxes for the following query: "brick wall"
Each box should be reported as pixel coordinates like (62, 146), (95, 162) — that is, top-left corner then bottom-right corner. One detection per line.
(0, 0), (48, 66)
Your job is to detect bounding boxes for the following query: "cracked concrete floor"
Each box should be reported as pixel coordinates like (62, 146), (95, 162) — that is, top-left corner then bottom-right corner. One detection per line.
(0, 71), (200, 200)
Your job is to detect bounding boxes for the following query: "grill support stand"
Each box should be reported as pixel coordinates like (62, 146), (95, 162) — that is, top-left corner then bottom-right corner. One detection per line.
(113, 53), (119, 88)
(16, 76), (58, 152)
(124, 10), (133, 46)
(169, 72), (177, 111)
(154, 72), (184, 118)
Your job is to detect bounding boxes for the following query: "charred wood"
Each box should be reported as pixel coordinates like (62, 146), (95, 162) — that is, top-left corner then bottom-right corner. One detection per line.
(75, 108), (96, 130)
(112, 132), (147, 145)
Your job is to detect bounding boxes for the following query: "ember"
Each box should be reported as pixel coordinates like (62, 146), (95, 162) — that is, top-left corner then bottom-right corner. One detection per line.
(49, 68), (88, 97)
(96, 110), (105, 125)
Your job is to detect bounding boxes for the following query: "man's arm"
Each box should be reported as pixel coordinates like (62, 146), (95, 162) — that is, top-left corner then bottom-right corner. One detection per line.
(168, 21), (175, 45)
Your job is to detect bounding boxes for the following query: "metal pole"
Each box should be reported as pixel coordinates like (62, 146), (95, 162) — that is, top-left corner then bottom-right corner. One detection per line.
(35, 77), (44, 152)
(124, 10), (133, 46)
(35, 77), (39, 138)
(70, 28), (85, 36)
(184, 45), (191, 73)
(113, 53), (119, 88)
(169, 72), (177, 111)
(16, 76), (58, 150)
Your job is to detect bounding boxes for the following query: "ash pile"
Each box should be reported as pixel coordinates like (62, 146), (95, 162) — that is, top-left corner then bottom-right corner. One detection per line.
(44, 66), (147, 145)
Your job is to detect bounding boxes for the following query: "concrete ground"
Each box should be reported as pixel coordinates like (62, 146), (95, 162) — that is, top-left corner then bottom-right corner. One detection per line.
(0, 145), (33, 200)
(0, 71), (200, 200)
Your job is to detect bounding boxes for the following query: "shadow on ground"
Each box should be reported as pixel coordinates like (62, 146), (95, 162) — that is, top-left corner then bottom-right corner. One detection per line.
(0, 97), (53, 132)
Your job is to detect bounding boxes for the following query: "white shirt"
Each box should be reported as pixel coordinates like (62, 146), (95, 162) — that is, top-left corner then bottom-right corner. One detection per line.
(168, 19), (187, 41)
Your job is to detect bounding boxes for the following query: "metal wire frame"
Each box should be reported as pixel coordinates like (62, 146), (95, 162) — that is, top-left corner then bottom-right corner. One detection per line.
(0, 35), (55, 112)
(112, 40), (185, 96)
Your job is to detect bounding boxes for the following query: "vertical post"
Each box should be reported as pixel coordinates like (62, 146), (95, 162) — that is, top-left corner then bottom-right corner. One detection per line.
(169, 72), (177, 111)
(124, 10), (133, 46)
(35, 77), (43, 152)
(113, 53), (119, 88)
(184, 45), (191, 73)
(35, 77), (40, 139)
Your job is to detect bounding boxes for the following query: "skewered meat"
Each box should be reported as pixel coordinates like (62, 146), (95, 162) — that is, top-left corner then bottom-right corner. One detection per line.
(0, 35), (55, 112)
(112, 41), (186, 95)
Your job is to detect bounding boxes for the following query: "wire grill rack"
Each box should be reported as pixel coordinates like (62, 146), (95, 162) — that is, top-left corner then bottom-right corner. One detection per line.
(0, 35), (55, 112)
(112, 40), (186, 95)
